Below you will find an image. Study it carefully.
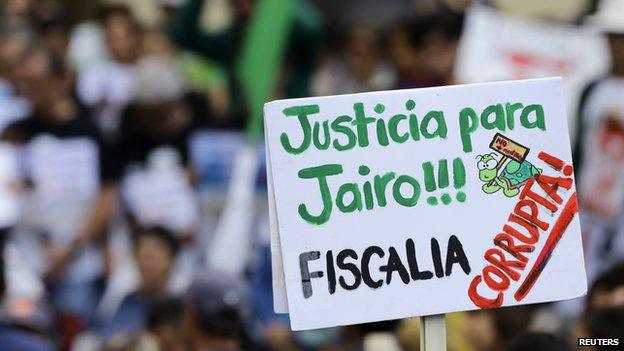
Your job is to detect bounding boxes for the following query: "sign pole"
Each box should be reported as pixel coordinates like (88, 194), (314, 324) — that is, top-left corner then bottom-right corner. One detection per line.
(420, 314), (446, 351)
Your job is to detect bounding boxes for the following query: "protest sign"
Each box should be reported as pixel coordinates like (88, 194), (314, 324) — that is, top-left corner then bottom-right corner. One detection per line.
(120, 145), (200, 233)
(455, 5), (609, 141)
(264, 78), (586, 330)
(27, 135), (100, 204)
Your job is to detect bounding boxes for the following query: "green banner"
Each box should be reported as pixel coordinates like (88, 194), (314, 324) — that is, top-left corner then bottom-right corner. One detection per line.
(237, 0), (295, 141)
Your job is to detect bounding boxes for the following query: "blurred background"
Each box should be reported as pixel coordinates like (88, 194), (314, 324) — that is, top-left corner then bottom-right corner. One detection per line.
(0, 0), (623, 350)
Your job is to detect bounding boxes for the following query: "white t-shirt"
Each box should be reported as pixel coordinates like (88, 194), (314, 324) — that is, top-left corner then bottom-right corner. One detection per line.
(18, 134), (103, 283)
(0, 81), (30, 133)
(578, 77), (624, 221)
(77, 62), (136, 132)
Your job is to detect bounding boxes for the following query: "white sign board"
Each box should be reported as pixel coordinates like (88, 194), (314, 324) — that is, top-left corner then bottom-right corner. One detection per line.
(265, 78), (586, 330)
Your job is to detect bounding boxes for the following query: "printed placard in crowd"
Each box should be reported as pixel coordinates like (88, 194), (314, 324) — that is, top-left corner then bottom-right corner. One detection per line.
(264, 78), (587, 330)
(455, 5), (609, 140)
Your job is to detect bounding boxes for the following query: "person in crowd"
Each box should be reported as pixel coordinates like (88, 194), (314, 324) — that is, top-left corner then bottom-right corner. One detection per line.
(312, 26), (396, 96)
(574, 0), (624, 280)
(140, 29), (225, 125)
(0, 225), (56, 351)
(108, 56), (205, 242)
(169, 0), (323, 128)
(248, 242), (298, 351)
(584, 262), (624, 312)
(183, 273), (248, 351)
(1, 45), (112, 345)
(463, 306), (533, 351)
(99, 227), (179, 342)
(583, 307), (624, 350)
(426, 9), (464, 85)
(38, 17), (70, 64)
(147, 3), (231, 124)
(76, 4), (141, 136)
(145, 297), (186, 351)
(0, 27), (32, 132)
(0, 28), (29, 242)
(389, 10), (464, 90)
(101, 332), (161, 351)
(0, 308), (56, 350)
(569, 262), (624, 347)
(388, 16), (442, 89)
(2, 0), (34, 28)
(50, 56), (207, 308)
(1, 0), (623, 349)
(504, 332), (574, 351)
(52, 53), (208, 268)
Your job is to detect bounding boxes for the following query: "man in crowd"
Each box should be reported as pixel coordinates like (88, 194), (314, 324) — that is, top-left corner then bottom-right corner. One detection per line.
(50, 55), (207, 302)
(0, 252), (55, 351)
(99, 226), (180, 342)
(77, 4), (141, 137)
(183, 273), (247, 351)
(463, 306), (533, 351)
(574, 262), (624, 349)
(312, 26), (396, 96)
(146, 297), (186, 351)
(1, 45), (112, 340)
(574, 0), (624, 280)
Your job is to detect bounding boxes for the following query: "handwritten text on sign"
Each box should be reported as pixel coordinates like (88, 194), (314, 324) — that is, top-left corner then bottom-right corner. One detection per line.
(264, 78), (586, 330)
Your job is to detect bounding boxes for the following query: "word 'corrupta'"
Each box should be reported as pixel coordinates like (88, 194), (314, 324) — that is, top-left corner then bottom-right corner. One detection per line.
(299, 235), (471, 299)
(468, 152), (576, 308)
(279, 101), (546, 155)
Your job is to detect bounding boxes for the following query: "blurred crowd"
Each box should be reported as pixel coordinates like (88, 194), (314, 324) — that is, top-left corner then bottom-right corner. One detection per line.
(0, 0), (623, 350)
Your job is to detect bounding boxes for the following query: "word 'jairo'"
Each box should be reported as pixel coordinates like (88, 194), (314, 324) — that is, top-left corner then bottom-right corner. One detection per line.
(299, 235), (471, 298)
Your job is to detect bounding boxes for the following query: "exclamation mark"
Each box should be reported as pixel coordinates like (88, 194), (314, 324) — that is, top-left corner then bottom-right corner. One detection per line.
(438, 159), (453, 205)
(537, 152), (574, 204)
(453, 157), (467, 203)
(422, 161), (438, 205)
(538, 152), (573, 176)
(422, 158), (467, 206)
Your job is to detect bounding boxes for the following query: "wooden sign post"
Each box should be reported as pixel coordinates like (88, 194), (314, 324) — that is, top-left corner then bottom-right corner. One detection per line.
(420, 314), (446, 351)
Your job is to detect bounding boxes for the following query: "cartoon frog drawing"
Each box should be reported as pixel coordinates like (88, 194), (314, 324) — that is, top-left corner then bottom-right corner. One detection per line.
(477, 153), (541, 197)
